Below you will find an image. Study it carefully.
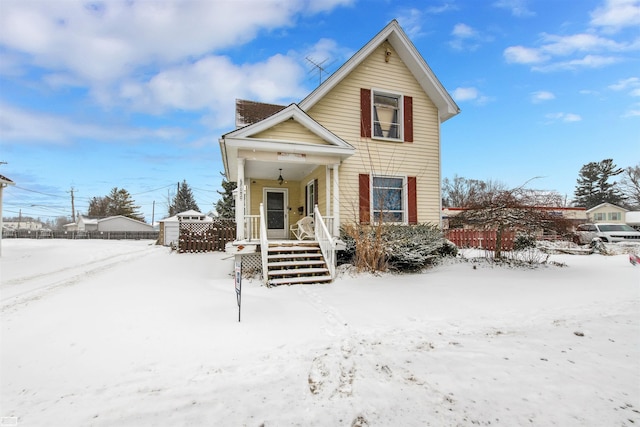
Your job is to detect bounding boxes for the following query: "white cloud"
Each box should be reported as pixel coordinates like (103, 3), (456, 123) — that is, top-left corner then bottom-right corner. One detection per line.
(117, 53), (307, 128)
(608, 77), (640, 91)
(493, 0), (535, 17)
(545, 112), (582, 123)
(531, 91), (555, 103)
(590, 0), (640, 32)
(0, 103), (182, 144)
(504, 1), (640, 71)
(0, 0), (350, 84)
(532, 54), (621, 71)
(396, 9), (425, 39)
(452, 87), (492, 105)
(449, 23), (492, 51)
(504, 46), (549, 64)
(452, 87), (479, 101)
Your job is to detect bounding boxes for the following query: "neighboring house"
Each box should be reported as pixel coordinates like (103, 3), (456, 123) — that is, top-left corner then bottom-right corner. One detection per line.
(586, 203), (627, 224)
(64, 215), (154, 233)
(624, 211), (640, 230)
(158, 210), (213, 247)
(3, 220), (44, 231)
(442, 206), (588, 230)
(0, 173), (16, 257)
(219, 20), (459, 284)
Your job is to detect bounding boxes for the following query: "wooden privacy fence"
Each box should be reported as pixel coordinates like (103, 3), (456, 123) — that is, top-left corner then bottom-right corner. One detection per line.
(445, 229), (516, 251)
(178, 219), (236, 253)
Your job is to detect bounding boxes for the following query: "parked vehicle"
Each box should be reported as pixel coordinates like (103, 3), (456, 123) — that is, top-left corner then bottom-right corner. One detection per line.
(573, 223), (640, 244)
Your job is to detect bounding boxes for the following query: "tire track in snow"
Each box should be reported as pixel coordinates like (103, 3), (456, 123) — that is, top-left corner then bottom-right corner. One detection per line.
(1, 246), (154, 312)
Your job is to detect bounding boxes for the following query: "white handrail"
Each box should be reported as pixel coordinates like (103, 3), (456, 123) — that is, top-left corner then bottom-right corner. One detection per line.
(259, 203), (269, 284)
(314, 205), (336, 279)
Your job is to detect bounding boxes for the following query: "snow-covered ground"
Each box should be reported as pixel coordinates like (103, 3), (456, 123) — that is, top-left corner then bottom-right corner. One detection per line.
(1, 239), (639, 426)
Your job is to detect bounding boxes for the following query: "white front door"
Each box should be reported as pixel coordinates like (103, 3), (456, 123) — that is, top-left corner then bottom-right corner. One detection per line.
(264, 188), (288, 239)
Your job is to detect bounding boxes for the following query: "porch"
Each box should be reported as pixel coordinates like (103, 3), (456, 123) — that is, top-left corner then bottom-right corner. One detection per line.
(227, 204), (344, 286)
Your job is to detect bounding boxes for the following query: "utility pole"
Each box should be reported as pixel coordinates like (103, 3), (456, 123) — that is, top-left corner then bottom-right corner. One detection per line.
(152, 200), (155, 226)
(68, 187), (76, 222)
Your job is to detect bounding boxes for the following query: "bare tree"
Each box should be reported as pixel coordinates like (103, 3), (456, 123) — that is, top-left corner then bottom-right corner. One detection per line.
(452, 181), (572, 258)
(619, 164), (640, 210)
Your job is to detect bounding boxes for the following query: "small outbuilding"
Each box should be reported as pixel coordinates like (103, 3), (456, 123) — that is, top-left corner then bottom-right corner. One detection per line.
(157, 210), (213, 247)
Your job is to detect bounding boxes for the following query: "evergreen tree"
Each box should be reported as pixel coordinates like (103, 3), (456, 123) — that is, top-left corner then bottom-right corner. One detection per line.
(88, 188), (144, 221)
(169, 180), (200, 216)
(574, 159), (625, 208)
(87, 196), (110, 217)
(106, 187), (145, 221)
(215, 173), (236, 218)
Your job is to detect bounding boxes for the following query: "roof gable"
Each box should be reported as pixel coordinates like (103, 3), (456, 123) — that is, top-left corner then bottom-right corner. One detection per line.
(299, 20), (459, 123)
(587, 202), (628, 213)
(223, 103), (354, 150)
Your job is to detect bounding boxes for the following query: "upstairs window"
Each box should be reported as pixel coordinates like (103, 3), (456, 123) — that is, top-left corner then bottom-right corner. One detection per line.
(373, 92), (401, 139)
(361, 88), (413, 142)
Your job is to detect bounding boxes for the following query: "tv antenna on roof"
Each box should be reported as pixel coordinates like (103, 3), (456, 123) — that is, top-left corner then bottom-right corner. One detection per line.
(306, 56), (335, 86)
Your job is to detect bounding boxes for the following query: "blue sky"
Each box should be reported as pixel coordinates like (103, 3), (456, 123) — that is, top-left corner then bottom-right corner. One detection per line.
(1, 0), (639, 224)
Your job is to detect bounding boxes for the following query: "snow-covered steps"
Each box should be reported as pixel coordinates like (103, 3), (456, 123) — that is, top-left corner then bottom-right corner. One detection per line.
(266, 243), (332, 286)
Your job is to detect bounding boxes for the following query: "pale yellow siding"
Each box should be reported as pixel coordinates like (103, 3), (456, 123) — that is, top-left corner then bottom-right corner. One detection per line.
(308, 43), (442, 225)
(248, 178), (302, 232)
(588, 204), (627, 223)
(252, 119), (330, 145)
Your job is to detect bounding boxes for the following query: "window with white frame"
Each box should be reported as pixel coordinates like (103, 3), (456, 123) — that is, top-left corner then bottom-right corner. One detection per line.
(593, 212), (606, 221)
(372, 176), (405, 222)
(373, 91), (401, 139)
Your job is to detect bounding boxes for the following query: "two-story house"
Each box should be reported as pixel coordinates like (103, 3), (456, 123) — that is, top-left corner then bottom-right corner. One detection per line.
(219, 20), (459, 285)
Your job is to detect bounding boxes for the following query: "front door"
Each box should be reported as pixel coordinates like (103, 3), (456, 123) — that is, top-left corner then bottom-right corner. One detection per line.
(264, 188), (288, 239)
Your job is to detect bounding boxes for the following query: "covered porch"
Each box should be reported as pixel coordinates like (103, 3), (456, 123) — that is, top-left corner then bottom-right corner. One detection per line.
(219, 104), (354, 284)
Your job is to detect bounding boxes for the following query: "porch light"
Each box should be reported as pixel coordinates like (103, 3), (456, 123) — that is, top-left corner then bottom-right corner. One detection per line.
(277, 168), (284, 185)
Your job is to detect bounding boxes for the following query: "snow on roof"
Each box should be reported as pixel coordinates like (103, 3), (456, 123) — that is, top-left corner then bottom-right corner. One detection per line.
(625, 211), (640, 224)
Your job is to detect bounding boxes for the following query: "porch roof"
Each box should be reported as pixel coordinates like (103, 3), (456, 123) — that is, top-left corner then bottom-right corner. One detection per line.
(220, 104), (355, 182)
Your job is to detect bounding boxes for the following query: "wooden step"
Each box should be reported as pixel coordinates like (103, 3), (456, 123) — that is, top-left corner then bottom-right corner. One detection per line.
(268, 245), (321, 253)
(267, 252), (323, 260)
(268, 275), (333, 286)
(267, 267), (330, 277)
(268, 259), (326, 267)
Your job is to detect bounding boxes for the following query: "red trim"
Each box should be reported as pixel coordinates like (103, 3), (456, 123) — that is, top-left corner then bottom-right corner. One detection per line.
(404, 96), (413, 142)
(408, 176), (417, 224)
(360, 88), (371, 138)
(359, 174), (370, 224)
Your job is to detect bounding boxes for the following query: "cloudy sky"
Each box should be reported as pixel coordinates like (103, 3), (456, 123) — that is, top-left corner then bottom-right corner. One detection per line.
(1, 0), (639, 223)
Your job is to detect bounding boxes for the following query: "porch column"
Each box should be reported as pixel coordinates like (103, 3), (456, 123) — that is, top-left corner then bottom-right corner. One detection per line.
(332, 163), (340, 237)
(325, 165), (331, 216)
(235, 158), (246, 241)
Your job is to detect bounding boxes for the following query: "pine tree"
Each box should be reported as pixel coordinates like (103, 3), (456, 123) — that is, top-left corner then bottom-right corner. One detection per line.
(215, 173), (236, 218)
(169, 180), (200, 216)
(106, 187), (145, 221)
(574, 159), (624, 208)
(88, 188), (144, 221)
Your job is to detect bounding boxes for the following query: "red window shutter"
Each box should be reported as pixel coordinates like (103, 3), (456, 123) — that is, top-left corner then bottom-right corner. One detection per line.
(360, 88), (371, 138)
(408, 176), (417, 224)
(359, 174), (370, 224)
(404, 96), (413, 142)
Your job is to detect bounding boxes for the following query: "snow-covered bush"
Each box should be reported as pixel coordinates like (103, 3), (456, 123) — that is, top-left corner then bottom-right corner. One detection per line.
(339, 223), (457, 273)
(513, 233), (537, 251)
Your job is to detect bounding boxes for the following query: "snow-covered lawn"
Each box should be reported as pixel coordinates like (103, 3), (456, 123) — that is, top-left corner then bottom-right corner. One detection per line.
(1, 239), (639, 426)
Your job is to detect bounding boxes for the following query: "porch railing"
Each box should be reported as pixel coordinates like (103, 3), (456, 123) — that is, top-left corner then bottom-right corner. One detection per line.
(314, 205), (336, 279)
(245, 215), (260, 241)
(259, 203), (269, 284)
